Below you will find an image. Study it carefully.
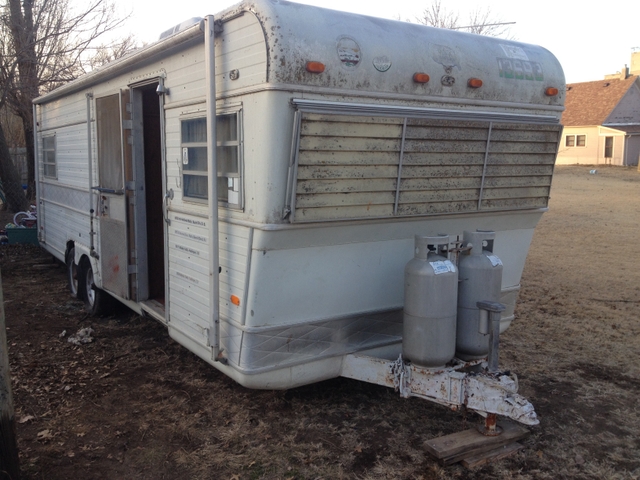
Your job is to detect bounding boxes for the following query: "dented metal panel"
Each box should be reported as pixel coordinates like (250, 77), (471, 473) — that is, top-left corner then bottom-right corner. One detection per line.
(291, 109), (562, 222)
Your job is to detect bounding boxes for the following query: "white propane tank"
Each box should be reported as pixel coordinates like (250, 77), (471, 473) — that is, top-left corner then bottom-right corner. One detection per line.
(456, 230), (503, 360)
(403, 235), (458, 367)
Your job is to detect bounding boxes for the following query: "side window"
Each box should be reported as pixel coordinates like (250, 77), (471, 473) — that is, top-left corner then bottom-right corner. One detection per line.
(181, 112), (242, 208)
(43, 135), (57, 178)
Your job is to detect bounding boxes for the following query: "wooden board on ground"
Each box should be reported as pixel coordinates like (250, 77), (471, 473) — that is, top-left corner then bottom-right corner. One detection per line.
(424, 421), (529, 465)
(462, 442), (524, 468)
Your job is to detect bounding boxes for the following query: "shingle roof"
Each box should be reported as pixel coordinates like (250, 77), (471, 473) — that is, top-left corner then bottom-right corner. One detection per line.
(561, 76), (638, 126)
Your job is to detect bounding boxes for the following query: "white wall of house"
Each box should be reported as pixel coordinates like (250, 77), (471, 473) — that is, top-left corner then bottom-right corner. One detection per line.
(556, 126), (630, 165)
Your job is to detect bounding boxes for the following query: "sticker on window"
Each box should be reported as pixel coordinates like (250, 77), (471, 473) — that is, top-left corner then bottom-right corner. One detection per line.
(182, 147), (189, 165)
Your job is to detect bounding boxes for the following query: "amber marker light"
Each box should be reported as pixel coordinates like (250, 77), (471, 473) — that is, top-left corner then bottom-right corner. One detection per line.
(545, 87), (559, 96)
(468, 78), (483, 88)
(231, 295), (241, 306)
(413, 73), (430, 83)
(306, 61), (325, 73)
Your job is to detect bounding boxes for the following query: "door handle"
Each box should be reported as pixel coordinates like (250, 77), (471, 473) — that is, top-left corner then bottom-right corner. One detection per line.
(163, 189), (174, 224)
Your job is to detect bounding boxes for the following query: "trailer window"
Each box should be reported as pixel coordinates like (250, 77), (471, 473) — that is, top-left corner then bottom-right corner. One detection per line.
(43, 135), (56, 178)
(181, 113), (242, 207)
(182, 118), (208, 200)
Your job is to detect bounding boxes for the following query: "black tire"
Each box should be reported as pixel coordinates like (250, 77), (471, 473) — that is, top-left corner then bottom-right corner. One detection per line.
(79, 258), (113, 316)
(66, 247), (80, 298)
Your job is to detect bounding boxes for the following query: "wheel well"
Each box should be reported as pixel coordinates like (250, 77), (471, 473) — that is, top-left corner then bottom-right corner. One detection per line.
(65, 241), (75, 259)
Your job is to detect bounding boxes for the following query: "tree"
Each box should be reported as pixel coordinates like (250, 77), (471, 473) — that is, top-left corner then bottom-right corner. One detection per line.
(0, 123), (28, 213)
(86, 35), (139, 72)
(416, 0), (514, 38)
(0, 0), (132, 206)
(0, 37), (27, 212)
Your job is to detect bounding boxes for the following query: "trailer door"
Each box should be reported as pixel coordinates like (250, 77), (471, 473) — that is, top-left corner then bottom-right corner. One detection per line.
(95, 92), (132, 300)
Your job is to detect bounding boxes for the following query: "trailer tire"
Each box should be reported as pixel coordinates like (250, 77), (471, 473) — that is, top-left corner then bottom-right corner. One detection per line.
(66, 247), (80, 299)
(79, 258), (112, 316)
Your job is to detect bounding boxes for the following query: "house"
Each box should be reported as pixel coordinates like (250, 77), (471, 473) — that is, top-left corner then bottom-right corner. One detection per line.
(557, 52), (640, 166)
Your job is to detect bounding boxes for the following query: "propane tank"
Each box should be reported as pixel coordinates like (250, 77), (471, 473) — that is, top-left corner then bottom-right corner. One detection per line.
(456, 230), (503, 360)
(403, 235), (458, 367)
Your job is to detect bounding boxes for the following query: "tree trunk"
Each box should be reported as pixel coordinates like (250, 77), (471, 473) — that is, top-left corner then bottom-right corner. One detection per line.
(8, 0), (38, 202)
(0, 271), (20, 480)
(0, 124), (28, 213)
(21, 117), (35, 201)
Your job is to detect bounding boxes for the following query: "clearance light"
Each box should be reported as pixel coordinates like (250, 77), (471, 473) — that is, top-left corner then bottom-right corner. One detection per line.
(306, 61), (325, 73)
(545, 87), (559, 96)
(231, 295), (241, 306)
(413, 73), (430, 83)
(468, 78), (483, 88)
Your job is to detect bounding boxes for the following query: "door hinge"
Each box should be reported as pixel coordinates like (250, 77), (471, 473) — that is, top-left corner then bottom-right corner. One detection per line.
(122, 119), (133, 130)
(127, 265), (138, 274)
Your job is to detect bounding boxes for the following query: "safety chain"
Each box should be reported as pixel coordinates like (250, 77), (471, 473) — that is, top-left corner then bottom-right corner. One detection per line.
(389, 354), (411, 398)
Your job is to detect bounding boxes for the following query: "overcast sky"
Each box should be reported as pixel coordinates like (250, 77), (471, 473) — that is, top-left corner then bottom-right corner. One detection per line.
(110, 0), (640, 84)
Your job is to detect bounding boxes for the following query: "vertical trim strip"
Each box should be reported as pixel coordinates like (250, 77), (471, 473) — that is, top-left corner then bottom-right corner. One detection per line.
(393, 117), (408, 215)
(477, 122), (493, 210)
(288, 111), (303, 223)
(284, 110), (302, 220)
(33, 104), (42, 242)
(205, 15), (221, 359)
(86, 94), (95, 254)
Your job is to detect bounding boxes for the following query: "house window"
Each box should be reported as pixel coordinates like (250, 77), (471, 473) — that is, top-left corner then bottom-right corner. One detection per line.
(604, 136), (613, 158)
(181, 112), (242, 207)
(43, 135), (56, 178)
(565, 134), (586, 147)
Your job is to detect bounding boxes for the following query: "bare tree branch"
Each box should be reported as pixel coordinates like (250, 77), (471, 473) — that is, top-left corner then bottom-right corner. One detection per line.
(0, 0), (134, 202)
(415, 0), (514, 39)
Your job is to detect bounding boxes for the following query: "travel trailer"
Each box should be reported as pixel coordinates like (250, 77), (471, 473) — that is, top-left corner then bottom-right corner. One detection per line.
(33, 0), (564, 425)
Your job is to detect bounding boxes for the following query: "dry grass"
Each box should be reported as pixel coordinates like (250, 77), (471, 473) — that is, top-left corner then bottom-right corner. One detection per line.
(3, 165), (640, 479)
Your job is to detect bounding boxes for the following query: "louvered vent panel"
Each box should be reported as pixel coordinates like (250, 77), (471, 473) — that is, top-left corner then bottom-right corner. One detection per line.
(291, 112), (561, 222)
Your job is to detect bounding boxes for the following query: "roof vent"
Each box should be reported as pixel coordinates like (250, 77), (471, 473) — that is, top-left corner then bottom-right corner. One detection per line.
(604, 82), (610, 87)
(159, 17), (203, 40)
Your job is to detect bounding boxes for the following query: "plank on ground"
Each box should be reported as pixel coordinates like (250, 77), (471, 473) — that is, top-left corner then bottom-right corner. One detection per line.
(461, 442), (524, 469)
(424, 421), (529, 465)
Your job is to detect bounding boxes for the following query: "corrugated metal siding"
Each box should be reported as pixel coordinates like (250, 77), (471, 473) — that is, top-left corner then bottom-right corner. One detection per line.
(167, 212), (251, 347)
(291, 113), (561, 222)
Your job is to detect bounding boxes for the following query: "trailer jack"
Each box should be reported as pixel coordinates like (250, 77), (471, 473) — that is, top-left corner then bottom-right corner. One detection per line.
(341, 354), (539, 427)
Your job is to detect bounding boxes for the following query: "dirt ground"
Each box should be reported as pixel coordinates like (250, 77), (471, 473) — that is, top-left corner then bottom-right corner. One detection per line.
(1, 165), (640, 480)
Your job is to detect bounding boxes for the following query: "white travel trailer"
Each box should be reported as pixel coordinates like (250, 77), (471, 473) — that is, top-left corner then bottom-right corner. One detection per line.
(34, 0), (564, 425)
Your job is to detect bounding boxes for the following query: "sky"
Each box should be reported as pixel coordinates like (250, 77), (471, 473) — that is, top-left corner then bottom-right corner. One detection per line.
(109, 0), (640, 84)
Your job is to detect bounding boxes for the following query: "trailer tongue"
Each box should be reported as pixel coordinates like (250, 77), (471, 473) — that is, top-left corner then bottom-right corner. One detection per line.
(344, 354), (539, 427)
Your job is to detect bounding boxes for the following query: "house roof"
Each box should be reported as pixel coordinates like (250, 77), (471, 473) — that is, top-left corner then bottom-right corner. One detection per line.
(562, 75), (638, 126)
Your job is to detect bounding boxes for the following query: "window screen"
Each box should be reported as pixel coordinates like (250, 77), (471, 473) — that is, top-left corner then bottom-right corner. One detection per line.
(43, 136), (56, 178)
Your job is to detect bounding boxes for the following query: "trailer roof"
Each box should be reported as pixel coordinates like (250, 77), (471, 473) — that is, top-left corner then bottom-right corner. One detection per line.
(35, 0), (565, 110)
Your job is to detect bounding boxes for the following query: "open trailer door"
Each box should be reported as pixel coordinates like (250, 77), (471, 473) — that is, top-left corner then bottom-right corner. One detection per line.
(94, 91), (133, 300)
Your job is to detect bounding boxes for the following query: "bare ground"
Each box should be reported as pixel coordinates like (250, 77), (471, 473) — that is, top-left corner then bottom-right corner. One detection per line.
(2, 165), (640, 479)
